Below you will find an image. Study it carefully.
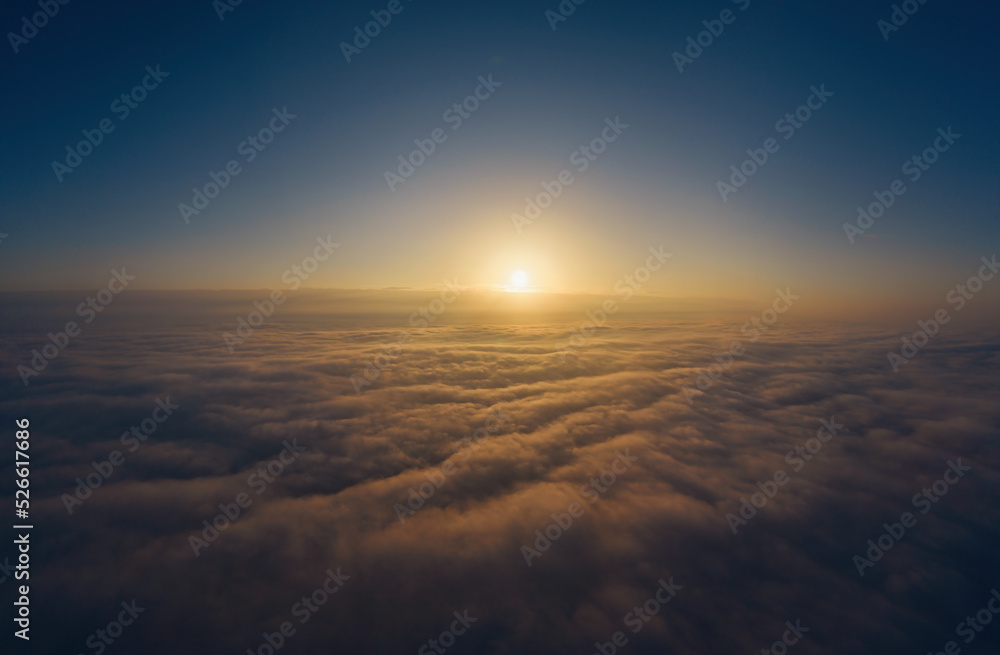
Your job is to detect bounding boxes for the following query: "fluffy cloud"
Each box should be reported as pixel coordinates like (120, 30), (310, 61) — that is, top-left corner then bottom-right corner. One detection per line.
(2, 292), (998, 654)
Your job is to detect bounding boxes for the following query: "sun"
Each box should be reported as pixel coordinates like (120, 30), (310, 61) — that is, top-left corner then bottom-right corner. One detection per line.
(494, 269), (537, 293)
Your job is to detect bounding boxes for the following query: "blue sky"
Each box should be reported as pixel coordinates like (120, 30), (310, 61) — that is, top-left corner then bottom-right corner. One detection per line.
(1, 0), (997, 312)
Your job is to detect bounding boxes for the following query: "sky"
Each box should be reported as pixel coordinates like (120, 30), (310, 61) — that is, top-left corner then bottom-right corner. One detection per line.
(2, 3), (1000, 654)
(1, 0), (998, 317)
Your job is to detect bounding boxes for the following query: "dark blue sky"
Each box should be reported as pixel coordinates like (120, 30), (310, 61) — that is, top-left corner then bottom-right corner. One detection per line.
(2, 0), (997, 309)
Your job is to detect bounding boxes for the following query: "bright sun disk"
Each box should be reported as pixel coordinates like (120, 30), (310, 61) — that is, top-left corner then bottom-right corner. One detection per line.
(510, 270), (529, 288)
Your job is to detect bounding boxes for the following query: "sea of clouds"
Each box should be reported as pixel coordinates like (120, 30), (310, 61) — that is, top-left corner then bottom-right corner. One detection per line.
(1, 290), (998, 654)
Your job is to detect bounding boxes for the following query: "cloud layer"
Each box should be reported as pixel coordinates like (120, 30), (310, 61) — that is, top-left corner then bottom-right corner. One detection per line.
(2, 294), (999, 655)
